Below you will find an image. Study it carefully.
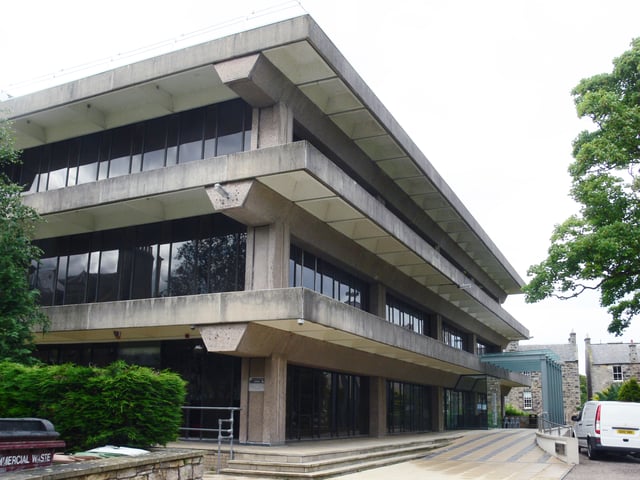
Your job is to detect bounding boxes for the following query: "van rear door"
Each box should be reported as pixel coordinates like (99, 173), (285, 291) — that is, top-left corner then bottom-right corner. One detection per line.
(599, 402), (640, 450)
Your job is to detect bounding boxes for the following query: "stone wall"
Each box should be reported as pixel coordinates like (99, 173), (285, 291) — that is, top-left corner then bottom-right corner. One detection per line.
(590, 363), (640, 396)
(4, 449), (203, 480)
(506, 360), (581, 423)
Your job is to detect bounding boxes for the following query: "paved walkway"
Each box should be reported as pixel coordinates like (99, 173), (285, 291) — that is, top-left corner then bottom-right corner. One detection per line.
(339, 429), (573, 480)
(197, 429), (574, 479)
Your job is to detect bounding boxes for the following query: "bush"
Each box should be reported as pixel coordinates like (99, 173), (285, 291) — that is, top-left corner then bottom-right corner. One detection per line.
(0, 360), (186, 451)
(618, 377), (640, 402)
(505, 404), (527, 417)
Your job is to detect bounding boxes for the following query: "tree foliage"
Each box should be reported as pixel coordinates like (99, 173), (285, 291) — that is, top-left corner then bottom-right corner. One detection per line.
(618, 377), (640, 402)
(524, 38), (640, 335)
(594, 382), (621, 401)
(0, 116), (47, 363)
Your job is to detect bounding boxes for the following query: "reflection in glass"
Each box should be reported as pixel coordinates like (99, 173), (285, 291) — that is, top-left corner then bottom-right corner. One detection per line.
(65, 253), (89, 304)
(11, 99), (252, 192)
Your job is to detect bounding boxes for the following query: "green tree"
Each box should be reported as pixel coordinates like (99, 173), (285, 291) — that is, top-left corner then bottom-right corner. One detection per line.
(524, 38), (640, 336)
(0, 116), (47, 364)
(594, 382), (621, 401)
(580, 374), (587, 406)
(618, 377), (640, 402)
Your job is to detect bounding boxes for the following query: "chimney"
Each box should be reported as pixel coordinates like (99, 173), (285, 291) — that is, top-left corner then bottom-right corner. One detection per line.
(630, 342), (637, 363)
(569, 331), (576, 345)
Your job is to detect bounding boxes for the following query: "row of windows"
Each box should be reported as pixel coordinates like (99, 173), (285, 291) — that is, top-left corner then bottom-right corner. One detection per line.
(6, 99), (252, 193)
(31, 214), (247, 306)
(31, 220), (497, 354)
(289, 245), (369, 310)
(443, 323), (466, 351)
(387, 381), (432, 433)
(386, 294), (433, 337)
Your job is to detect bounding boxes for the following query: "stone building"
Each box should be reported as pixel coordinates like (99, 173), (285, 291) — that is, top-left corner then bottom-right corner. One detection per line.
(505, 332), (581, 423)
(585, 337), (640, 399)
(1, 15), (530, 444)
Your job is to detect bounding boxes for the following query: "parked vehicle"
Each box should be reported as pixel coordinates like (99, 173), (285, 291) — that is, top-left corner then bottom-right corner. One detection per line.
(572, 400), (640, 459)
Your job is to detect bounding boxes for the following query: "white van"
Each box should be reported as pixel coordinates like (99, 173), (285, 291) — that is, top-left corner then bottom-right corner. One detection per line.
(572, 400), (640, 459)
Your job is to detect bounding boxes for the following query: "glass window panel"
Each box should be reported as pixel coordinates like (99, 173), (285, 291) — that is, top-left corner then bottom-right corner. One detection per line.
(66, 140), (80, 186)
(203, 104), (217, 158)
(77, 133), (101, 185)
(21, 148), (42, 193)
(47, 142), (70, 190)
(130, 123), (144, 173)
(217, 101), (245, 155)
(86, 251), (100, 303)
(302, 255), (315, 290)
(142, 117), (167, 171)
(77, 162), (98, 185)
(36, 257), (59, 306)
(65, 253), (89, 304)
(156, 243), (170, 297)
(98, 250), (119, 302)
(165, 116), (179, 166)
(216, 132), (243, 156)
(178, 108), (204, 164)
(170, 240), (193, 296)
(108, 156), (130, 178)
(108, 126), (132, 178)
(132, 245), (155, 299)
(54, 256), (68, 305)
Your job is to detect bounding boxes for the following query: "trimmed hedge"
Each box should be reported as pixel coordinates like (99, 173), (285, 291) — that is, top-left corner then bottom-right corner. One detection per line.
(0, 360), (186, 451)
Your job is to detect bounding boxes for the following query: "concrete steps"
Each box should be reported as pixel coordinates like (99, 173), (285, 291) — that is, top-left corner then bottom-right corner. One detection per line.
(213, 437), (453, 479)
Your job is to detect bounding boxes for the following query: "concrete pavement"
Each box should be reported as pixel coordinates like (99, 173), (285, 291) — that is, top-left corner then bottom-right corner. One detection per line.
(338, 429), (573, 480)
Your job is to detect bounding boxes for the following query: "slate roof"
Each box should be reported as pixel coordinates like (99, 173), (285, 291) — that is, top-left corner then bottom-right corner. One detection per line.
(517, 343), (578, 363)
(589, 342), (637, 365)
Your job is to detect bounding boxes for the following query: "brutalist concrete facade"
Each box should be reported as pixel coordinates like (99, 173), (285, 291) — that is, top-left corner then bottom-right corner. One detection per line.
(2, 15), (530, 445)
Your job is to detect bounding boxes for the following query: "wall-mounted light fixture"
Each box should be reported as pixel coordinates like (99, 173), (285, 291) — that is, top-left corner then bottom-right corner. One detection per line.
(213, 183), (229, 199)
(113, 330), (122, 339)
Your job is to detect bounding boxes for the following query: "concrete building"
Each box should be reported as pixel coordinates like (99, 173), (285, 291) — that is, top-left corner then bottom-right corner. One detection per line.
(503, 332), (580, 423)
(1, 15), (530, 445)
(585, 337), (640, 399)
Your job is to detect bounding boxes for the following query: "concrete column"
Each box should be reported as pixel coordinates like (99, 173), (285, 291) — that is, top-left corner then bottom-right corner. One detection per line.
(251, 102), (294, 149)
(369, 283), (386, 318)
(369, 376), (387, 437)
(245, 221), (290, 290)
(240, 354), (287, 445)
(434, 315), (443, 341)
(264, 353), (288, 445)
(242, 358), (265, 444)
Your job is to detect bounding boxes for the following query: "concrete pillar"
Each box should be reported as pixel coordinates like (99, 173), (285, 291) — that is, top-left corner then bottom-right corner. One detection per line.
(264, 353), (288, 445)
(369, 283), (386, 318)
(245, 221), (290, 290)
(369, 376), (387, 437)
(239, 354), (288, 445)
(251, 102), (293, 149)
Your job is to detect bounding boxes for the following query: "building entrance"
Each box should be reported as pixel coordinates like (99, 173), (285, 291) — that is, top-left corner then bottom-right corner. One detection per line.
(286, 365), (369, 440)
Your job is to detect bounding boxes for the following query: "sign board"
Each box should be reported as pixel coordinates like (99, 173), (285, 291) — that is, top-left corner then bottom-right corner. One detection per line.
(249, 377), (265, 392)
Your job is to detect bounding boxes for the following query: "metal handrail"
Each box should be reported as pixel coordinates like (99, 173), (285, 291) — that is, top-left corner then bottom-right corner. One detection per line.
(537, 411), (573, 437)
(179, 406), (241, 473)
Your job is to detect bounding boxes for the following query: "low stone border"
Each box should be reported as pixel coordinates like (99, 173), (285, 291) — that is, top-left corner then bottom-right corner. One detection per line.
(1, 448), (204, 480)
(535, 431), (579, 465)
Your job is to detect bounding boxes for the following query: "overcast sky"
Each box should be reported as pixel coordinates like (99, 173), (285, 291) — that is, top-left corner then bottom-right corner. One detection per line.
(2, 0), (640, 370)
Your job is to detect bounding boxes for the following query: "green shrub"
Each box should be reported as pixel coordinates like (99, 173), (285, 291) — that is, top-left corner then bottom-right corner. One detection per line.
(0, 360), (186, 451)
(505, 404), (527, 417)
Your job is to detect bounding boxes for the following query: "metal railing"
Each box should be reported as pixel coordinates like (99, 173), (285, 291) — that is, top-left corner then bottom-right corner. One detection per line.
(537, 411), (573, 437)
(179, 406), (241, 473)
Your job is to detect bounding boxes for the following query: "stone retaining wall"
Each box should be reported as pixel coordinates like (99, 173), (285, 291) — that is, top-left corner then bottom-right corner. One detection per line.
(2, 449), (203, 480)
